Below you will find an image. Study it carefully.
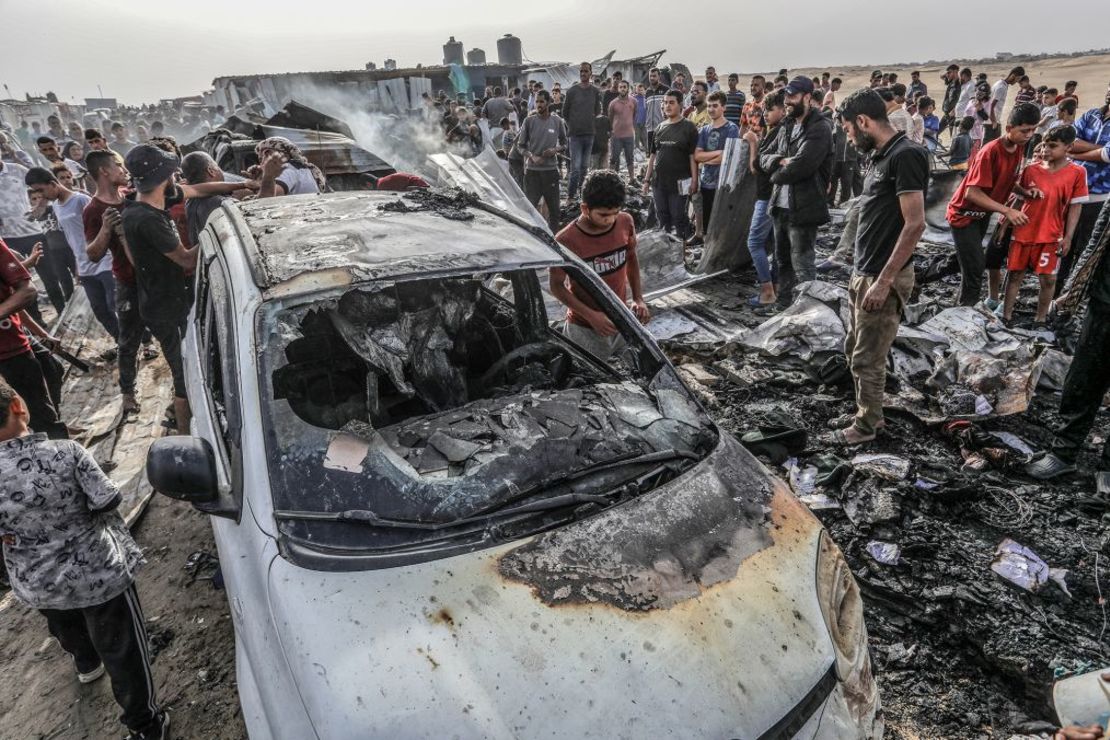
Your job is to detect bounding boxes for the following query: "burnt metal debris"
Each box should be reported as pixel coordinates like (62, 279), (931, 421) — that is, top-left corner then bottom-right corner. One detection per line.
(647, 212), (1110, 738)
(181, 100), (395, 190)
(376, 188), (479, 221)
(263, 268), (717, 565)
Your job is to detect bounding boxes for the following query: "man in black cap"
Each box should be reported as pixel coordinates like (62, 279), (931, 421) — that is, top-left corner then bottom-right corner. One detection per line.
(120, 145), (195, 435)
(760, 75), (833, 306)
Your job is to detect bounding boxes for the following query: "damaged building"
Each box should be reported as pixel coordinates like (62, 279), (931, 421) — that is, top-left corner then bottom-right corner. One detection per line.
(209, 35), (688, 115)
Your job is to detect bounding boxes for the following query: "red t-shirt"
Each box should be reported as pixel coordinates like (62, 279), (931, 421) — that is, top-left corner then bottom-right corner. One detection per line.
(1011, 161), (1089, 244)
(0, 239), (33, 360)
(83, 195), (135, 285)
(554, 213), (637, 327)
(946, 138), (1025, 228)
(375, 173), (430, 191)
(169, 202), (190, 248)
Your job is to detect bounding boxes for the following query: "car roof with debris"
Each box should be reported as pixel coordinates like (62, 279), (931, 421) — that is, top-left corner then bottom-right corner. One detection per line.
(222, 191), (562, 290)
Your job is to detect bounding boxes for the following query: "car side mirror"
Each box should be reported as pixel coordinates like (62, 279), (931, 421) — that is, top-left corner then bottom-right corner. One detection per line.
(146, 436), (220, 505)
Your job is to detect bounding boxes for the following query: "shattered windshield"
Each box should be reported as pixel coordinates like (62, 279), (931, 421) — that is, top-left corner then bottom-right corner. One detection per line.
(257, 267), (717, 565)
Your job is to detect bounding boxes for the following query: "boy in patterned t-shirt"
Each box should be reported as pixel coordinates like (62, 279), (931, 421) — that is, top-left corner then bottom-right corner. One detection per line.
(0, 379), (168, 740)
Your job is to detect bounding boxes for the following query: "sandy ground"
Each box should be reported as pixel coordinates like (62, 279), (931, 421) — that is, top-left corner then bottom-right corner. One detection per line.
(0, 495), (245, 740)
(751, 52), (1110, 115)
(2, 49), (1108, 740)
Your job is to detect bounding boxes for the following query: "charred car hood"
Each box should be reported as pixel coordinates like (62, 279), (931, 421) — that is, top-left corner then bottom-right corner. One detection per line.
(265, 436), (834, 739)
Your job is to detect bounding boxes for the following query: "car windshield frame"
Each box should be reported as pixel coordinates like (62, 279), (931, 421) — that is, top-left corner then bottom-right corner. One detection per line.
(254, 259), (718, 571)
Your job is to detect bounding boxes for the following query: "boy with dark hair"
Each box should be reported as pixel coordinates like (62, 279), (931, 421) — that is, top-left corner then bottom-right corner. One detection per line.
(120, 145), (196, 435)
(109, 122), (136, 157)
(84, 128), (109, 152)
(550, 170), (648, 361)
(1057, 81), (1079, 104)
(643, 90), (699, 240)
(694, 91), (740, 232)
(723, 74), (746, 126)
(84, 150), (148, 415)
(25, 166), (119, 340)
(986, 66), (1025, 143)
(918, 97), (940, 153)
(945, 102), (1040, 307)
(949, 117), (975, 170)
(1000, 126), (1088, 325)
(0, 378), (168, 740)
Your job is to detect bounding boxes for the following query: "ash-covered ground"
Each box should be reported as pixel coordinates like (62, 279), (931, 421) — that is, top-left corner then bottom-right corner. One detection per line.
(664, 218), (1110, 739)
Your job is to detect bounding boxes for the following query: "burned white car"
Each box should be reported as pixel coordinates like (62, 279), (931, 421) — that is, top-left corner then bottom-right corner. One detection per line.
(147, 190), (881, 739)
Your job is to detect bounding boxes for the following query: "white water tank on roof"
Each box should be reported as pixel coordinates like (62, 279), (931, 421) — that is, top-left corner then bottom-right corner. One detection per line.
(497, 34), (522, 66)
(443, 37), (465, 66)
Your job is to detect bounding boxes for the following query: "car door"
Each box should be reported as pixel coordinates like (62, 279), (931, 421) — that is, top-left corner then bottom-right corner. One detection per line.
(190, 231), (319, 739)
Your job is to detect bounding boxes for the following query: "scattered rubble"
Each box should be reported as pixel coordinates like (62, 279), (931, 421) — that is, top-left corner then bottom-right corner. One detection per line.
(652, 214), (1110, 738)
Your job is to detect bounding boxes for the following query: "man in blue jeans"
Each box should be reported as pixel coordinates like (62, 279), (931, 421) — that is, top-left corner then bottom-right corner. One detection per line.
(745, 89), (787, 306)
(563, 61), (602, 205)
(643, 90), (699, 239)
(759, 76), (833, 307)
(24, 167), (119, 343)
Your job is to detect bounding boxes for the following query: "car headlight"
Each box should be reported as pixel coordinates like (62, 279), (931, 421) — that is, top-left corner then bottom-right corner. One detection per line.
(816, 530), (867, 679)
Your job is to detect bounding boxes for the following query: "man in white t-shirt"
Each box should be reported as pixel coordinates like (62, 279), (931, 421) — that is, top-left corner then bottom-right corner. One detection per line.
(985, 66), (1024, 144)
(882, 86), (913, 134)
(254, 137), (323, 198)
(24, 167), (118, 342)
(0, 160), (41, 257)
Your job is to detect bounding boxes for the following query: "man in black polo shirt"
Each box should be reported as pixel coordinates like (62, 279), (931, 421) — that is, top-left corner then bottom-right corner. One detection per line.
(832, 89), (928, 445)
(120, 145), (196, 435)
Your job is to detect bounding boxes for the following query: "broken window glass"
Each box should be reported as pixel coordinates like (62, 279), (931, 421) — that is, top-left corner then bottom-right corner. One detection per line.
(257, 267), (718, 564)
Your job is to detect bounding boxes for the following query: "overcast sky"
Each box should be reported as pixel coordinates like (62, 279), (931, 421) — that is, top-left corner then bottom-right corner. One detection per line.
(4, 0), (1109, 104)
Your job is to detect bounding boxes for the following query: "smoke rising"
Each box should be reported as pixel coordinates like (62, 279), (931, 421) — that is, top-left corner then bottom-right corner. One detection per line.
(279, 80), (469, 174)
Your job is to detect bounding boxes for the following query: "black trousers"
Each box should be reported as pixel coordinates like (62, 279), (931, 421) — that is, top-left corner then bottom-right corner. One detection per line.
(0, 349), (67, 438)
(31, 340), (63, 410)
(1057, 201), (1106, 297)
(116, 278), (146, 396)
(828, 160), (861, 206)
(951, 218), (991, 306)
(1052, 299), (1110, 466)
(40, 584), (161, 734)
(508, 158), (525, 189)
(701, 187), (717, 234)
(524, 168), (561, 232)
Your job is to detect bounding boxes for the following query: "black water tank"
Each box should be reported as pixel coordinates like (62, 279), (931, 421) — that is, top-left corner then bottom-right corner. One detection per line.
(443, 36), (464, 66)
(497, 34), (522, 66)
(467, 48), (486, 66)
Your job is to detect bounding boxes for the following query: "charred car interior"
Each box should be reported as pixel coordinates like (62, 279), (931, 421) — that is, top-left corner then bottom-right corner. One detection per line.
(262, 266), (719, 568)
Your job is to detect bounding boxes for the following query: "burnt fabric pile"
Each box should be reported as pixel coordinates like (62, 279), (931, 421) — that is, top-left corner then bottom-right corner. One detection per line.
(330, 279), (479, 416)
(735, 281), (1050, 423)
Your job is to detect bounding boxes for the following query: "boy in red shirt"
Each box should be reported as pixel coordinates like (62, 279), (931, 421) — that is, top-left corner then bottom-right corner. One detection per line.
(1001, 126), (1089, 324)
(945, 103), (1040, 307)
(549, 170), (650, 361)
(0, 239), (67, 439)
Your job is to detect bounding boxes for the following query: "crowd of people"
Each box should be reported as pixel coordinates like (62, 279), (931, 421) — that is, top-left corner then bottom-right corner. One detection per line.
(1, 56), (1110, 739)
(0, 108), (338, 738)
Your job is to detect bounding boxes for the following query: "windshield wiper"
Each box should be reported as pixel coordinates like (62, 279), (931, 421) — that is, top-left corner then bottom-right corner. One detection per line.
(273, 449), (698, 531)
(275, 492), (618, 531)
